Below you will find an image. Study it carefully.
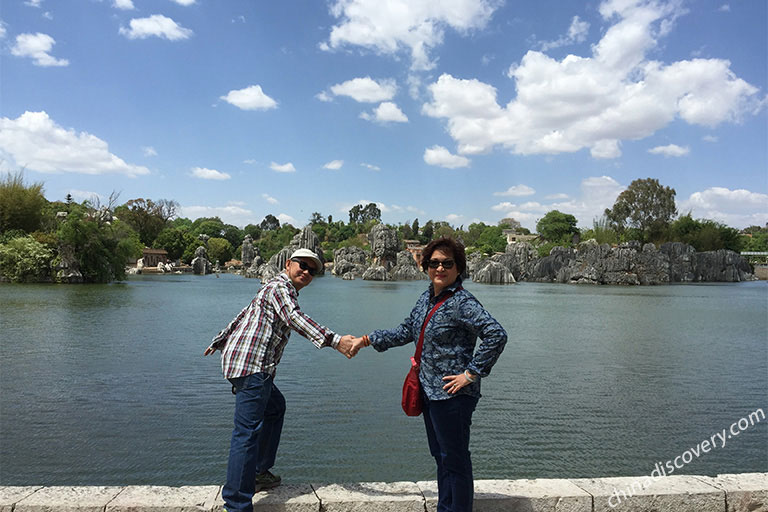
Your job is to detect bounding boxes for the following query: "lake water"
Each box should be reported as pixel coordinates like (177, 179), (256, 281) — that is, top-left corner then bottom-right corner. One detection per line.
(1, 274), (766, 485)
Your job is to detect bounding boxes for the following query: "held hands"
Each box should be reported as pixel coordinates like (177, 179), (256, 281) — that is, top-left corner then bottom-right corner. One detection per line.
(335, 335), (371, 359)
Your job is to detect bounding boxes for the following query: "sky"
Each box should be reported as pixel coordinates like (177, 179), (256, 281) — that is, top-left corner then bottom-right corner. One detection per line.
(1, 0), (766, 231)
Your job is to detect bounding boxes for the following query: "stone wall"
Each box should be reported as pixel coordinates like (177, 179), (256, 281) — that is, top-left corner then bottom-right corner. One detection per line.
(2, 472), (765, 511)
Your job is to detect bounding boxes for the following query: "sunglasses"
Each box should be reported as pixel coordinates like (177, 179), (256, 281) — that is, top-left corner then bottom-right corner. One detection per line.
(292, 259), (318, 276)
(428, 259), (455, 269)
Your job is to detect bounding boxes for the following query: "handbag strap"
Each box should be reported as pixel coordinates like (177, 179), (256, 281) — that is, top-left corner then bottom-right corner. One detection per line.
(414, 286), (462, 364)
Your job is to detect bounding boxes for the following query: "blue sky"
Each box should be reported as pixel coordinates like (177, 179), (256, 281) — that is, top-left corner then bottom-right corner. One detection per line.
(1, 0), (766, 231)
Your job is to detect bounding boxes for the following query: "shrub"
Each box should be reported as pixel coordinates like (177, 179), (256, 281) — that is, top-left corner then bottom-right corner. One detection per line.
(0, 236), (54, 282)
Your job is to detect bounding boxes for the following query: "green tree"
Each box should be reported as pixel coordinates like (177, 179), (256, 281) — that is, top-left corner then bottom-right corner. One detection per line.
(153, 227), (196, 261)
(207, 237), (233, 264)
(114, 198), (178, 247)
(419, 220), (434, 244)
(476, 225), (506, 255)
(309, 212), (326, 224)
(0, 172), (47, 234)
(0, 235), (54, 282)
(536, 210), (579, 243)
(349, 203), (381, 225)
(605, 178), (677, 242)
(221, 224), (244, 248)
(260, 214), (280, 231)
(412, 219), (419, 238)
(56, 207), (138, 283)
(669, 214), (742, 252)
(243, 223), (262, 240)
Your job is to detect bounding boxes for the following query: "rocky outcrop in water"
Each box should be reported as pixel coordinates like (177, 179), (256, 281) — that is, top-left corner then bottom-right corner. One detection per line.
(466, 240), (753, 285)
(389, 250), (427, 280)
(524, 240), (752, 285)
(473, 260), (516, 284)
(362, 265), (389, 281)
(192, 246), (212, 275)
(332, 246), (369, 278)
(368, 224), (399, 271)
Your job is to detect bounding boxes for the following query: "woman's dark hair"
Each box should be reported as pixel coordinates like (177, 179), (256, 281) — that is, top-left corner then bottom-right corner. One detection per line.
(421, 237), (467, 275)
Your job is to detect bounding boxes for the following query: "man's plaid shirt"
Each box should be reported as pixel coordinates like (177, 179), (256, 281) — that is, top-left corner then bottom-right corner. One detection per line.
(208, 272), (340, 379)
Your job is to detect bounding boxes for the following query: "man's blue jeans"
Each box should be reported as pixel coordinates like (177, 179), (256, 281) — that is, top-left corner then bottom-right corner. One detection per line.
(422, 394), (479, 512)
(222, 372), (285, 512)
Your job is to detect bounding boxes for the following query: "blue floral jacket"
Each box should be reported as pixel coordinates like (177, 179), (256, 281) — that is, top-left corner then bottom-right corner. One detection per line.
(370, 278), (508, 400)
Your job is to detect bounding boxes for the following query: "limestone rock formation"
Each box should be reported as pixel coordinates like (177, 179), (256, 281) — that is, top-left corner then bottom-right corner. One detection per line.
(332, 246), (369, 278)
(191, 245), (212, 275)
(473, 260), (516, 284)
(362, 265), (389, 281)
(389, 250), (427, 280)
(368, 224), (399, 271)
(241, 235), (255, 267)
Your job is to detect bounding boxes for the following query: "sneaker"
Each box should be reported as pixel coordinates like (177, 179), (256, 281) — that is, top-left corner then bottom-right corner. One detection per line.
(254, 470), (281, 492)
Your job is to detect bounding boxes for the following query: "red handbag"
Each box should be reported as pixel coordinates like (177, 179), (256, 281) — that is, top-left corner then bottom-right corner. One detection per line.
(402, 290), (456, 416)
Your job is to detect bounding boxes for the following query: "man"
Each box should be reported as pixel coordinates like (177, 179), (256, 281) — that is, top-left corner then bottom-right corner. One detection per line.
(204, 248), (355, 512)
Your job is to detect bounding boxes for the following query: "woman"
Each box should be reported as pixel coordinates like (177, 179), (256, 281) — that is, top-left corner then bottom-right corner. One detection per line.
(354, 237), (508, 512)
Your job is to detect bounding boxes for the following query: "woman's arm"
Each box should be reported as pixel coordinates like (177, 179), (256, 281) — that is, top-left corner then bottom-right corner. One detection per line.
(459, 297), (508, 378)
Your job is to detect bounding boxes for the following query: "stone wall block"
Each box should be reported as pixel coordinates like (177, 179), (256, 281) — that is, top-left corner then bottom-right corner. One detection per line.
(14, 486), (124, 512)
(312, 482), (424, 512)
(572, 475), (725, 512)
(0, 486), (42, 512)
(418, 479), (591, 512)
(106, 485), (219, 511)
(710, 473), (768, 512)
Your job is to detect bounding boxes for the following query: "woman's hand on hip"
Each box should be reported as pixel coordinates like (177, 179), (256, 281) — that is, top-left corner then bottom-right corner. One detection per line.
(442, 373), (472, 394)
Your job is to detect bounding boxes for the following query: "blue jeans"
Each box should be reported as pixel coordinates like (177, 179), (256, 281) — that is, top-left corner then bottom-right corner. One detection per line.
(222, 372), (285, 512)
(422, 394), (479, 512)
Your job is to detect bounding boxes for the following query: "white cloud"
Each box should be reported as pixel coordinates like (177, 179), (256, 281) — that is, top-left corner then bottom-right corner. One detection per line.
(492, 176), (624, 230)
(171, 0), (196, 5)
(69, 189), (103, 203)
(422, 0), (762, 159)
(539, 16), (590, 51)
(270, 162), (296, 173)
(220, 85), (278, 111)
(277, 213), (297, 226)
(142, 146), (157, 157)
(119, 15), (193, 40)
(702, 135), (718, 143)
(0, 111), (149, 177)
(361, 163), (381, 171)
(262, 193), (279, 204)
(545, 193), (570, 200)
(494, 184), (535, 197)
(328, 77), (396, 103)
(360, 102), (409, 123)
(113, 0), (135, 10)
(180, 205), (255, 227)
(11, 33), (69, 67)
(0, 21), (7, 39)
(315, 91), (334, 102)
(718, 4), (730, 12)
(24, 0), (42, 7)
(323, 160), (344, 170)
(491, 201), (516, 211)
(191, 167), (230, 180)
(323, 0), (500, 71)
(42, 11), (52, 20)
(679, 187), (768, 228)
(445, 214), (463, 222)
(648, 143), (690, 157)
(423, 145), (470, 168)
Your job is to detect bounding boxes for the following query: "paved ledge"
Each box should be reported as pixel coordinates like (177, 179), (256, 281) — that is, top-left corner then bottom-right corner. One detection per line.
(1, 473), (765, 511)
